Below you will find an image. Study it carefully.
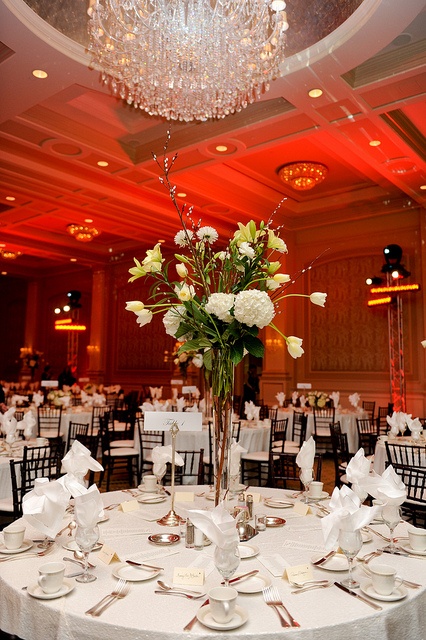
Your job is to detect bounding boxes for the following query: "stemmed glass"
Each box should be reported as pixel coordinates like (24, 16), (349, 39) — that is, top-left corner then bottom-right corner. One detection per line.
(300, 469), (313, 504)
(75, 524), (99, 583)
(338, 528), (363, 588)
(381, 505), (401, 553)
(213, 542), (240, 587)
(155, 470), (166, 494)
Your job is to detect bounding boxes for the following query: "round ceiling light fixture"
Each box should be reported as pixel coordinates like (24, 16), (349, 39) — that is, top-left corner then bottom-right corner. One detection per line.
(67, 223), (101, 242)
(278, 161), (328, 191)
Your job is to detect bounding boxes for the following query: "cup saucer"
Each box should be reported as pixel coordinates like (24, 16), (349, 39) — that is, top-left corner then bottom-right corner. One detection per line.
(360, 581), (407, 602)
(27, 579), (76, 600)
(399, 544), (426, 556)
(138, 485), (160, 494)
(0, 540), (33, 555)
(197, 605), (248, 630)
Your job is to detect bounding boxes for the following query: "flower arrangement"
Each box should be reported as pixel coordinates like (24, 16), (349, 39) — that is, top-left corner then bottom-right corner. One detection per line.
(83, 383), (97, 396)
(307, 390), (329, 409)
(172, 343), (204, 379)
(47, 390), (70, 407)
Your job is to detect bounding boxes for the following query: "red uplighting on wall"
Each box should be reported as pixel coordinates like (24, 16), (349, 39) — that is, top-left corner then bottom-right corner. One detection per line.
(367, 297), (392, 306)
(370, 283), (420, 294)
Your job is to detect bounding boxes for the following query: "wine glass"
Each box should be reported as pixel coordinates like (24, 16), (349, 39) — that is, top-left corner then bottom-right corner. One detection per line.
(75, 525), (99, 583)
(381, 505), (401, 553)
(213, 542), (240, 587)
(338, 528), (362, 588)
(299, 469), (313, 504)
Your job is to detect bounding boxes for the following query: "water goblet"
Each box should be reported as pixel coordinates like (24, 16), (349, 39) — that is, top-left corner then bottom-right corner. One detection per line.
(299, 469), (313, 504)
(381, 505), (401, 553)
(338, 528), (362, 588)
(75, 525), (99, 583)
(213, 542), (240, 587)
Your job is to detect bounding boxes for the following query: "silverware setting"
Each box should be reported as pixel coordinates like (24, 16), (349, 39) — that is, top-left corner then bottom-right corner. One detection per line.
(222, 570), (259, 585)
(0, 544), (55, 562)
(291, 582), (333, 594)
(85, 578), (130, 616)
(334, 581), (382, 611)
(154, 590), (206, 600)
(157, 580), (203, 595)
(263, 585), (300, 628)
(183, 598), (209, 631)
(290, 579), (330, 588)
(312, 550), (336, 566)
(126, 560), (164, 571)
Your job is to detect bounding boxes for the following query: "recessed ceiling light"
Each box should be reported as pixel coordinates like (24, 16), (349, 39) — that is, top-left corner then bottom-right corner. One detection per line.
(215, 145), (228, 152)
(420, 185), (426, 190)
(97, 160), (109, 167)
(369, 140), (381, 147)
(308, 88), (323, 98)
(84, 218), (94, 223)
(158, 239), (165, 243)
(54, 307), (61, 314)
(5, 196), (15, 201)
(32, 69), (48, 79)
(177, 192), (187, 198)
(1, 272), (7, 275)
(70, 258), (77, 262)
(0, 243), (5, 248)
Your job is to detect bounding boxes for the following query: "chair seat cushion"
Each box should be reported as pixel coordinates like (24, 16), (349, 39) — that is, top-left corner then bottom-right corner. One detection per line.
(39, 431), (64, 439)
(315, 428), (331, 437)
(241, 451), (268, 462)
(0, 498), (14, 512)
(110, 440), (135, 448)
(105, 447), (139, 457)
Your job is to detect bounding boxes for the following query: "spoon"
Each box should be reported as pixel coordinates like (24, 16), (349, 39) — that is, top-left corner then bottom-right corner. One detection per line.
(63, 554), (96, 569)
(290, 579), (329, 588)
(67, 521), (77, 537)
(157, 580), (204, 595)
(291, 582), (333, 594)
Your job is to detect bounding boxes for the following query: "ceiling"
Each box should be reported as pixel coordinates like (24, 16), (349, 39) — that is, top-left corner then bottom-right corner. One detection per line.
(0, 0), (425, 278)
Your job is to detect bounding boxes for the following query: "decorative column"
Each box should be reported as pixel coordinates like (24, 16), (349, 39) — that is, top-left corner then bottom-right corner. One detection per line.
(87, 269), (107, 381)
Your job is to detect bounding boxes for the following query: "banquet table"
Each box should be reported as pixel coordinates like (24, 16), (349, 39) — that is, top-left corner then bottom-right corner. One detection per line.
(373, 436), (426, 474)
(1, 485), (425, 640)
(277, 408), (366, 453)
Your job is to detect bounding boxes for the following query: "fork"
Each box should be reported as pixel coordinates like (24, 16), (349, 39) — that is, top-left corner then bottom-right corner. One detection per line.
(263, 586), (300, 628)
(291, 582), (332, 594)
(0, 545), (54, 562)
(85, 579), (128, 616)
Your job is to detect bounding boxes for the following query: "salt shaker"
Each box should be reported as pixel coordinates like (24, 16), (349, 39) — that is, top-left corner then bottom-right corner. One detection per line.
(185, 519), (194, 548)
(246, 494), (253, 520)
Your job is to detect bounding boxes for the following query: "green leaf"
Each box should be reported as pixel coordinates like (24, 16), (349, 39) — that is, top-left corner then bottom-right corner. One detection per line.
(243, 335), (265, 358)
(230, 341), (244, 365)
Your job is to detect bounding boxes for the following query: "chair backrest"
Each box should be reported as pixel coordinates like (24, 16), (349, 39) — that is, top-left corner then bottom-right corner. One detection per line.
(362, 401), (376, 422)
(111, 409), (136, 442)
(393, 464), (426, 505)
(376, 405), (393, 435)
(313, 407), (335, 433)
(385, 442), (425, 468)
(356, 418), (375, 435)
(231, 421), (241, 441)
(91, 406), (111, 435)
(269, 452), (322, 489)
(269, 418), (288, 453)
(37, 406), (63, 438)
(329, 422), (350, 486)
(356, 418), (377, 455)
(292, 412), (307, 447)
(136, 416), (165, 473)
(66, 421), (90, 451)
(22, 441), (65, 495)
(9, 458), (24, 519)
(167, 449), (204, 485)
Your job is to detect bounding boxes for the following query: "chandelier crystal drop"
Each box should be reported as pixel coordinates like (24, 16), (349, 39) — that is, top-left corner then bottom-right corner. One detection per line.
(87, 0), (289, 122)
(67, 224), (101, 242)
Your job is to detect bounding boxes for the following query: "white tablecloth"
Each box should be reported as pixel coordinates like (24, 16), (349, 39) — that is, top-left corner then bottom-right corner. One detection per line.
(1, 486), (425, 640)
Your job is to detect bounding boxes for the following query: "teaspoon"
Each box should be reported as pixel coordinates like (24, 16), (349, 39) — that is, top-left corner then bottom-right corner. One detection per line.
(157, 580), (203, 595)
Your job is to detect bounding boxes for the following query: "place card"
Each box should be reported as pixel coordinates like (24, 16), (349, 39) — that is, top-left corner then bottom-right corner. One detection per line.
(173, 566), (204, 586)
(174, 492), (194, 502)
(293, 501), (311, 516)
(285, 564), (313, 584)
(250, 492), (261, 503)
(120, 500), (139, 512)
(143, 411), (202, 431)
(98, 544), (121, 565)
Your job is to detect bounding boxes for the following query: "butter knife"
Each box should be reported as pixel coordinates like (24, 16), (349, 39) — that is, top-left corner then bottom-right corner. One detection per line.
(126, 560), (164, 571)
(383, 549), (409, 557)
(222, 570), (259, 585)
(312, 550), (336, 566)
(334, 582), (382, 610)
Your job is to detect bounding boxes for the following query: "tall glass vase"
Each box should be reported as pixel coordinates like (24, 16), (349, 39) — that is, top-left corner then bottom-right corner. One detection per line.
(211, 348), (234, 506)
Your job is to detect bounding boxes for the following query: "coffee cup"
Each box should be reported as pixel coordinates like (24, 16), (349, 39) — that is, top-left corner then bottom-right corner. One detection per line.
(3, 523), (26, 550)
(38, 562), (65, 594)
(369, 564), (402, 596)
(308, 481), (324, 498)
(408, 527), (426, 551)
(143, 475), (158, 492)
(208, 586), (238, 623)
(36, 437), (46, 446)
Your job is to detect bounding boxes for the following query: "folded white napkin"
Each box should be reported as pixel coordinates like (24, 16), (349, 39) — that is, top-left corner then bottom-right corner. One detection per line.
(230, 439), (247, 476)
(186, 403), (199, 412)
(330, 391), (340, 408)
(62, 440), (103, 477)
(296, 436), (315, 484)
(151, 445), (184, 478)
(92, 393), (106, 406)
(11, 394), (28, 406)
(32, 391), (44, 407)
(291, 391), (298, 405)
(150, 386), (163, 400)
(141, 401), (154, 412)
(346, 448), (371, 502)
(244, 401), (260, 421)
(0, 407), (15, 435)
(276, 392), (285, 407)
(407, 416), (423, 440)
(81, 391), (92, 406)
(22, 411), (36, 438)
(386, 411), (411, 436)
(187, 503), (239, 548)
(176, 397), (186, 412)
(23, 478), (70, 538)
(358, 464), (407, 505)
(348, 392), (360, 408)
(172, 388), (178, 400)
(74, 485), (104, 528)
(321, 485), (380, 550)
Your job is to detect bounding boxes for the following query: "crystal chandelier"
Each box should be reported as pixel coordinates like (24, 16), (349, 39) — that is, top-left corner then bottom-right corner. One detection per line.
(278, 161), (328, 190)
(87, 0), (289, 122)
(67, 224), (101, 242)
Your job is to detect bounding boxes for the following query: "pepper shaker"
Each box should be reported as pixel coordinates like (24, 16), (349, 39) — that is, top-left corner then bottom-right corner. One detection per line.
(246, 494), (253, 520)
(185, 519), (194, 548)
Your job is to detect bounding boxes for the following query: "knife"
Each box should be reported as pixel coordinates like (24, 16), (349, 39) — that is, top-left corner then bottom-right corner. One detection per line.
(383, 549), (409, 557)
(222, 570), (259, 585)
(183, 598), (209, 631)
(334, 582), (382, 611)
(312, 550), (336, 566)
(126, 560), (164, 571)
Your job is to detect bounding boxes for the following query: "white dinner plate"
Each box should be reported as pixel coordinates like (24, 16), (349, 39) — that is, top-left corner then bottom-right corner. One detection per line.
(238, 543), (259, 559)
(27, 579), (75, 600)
(0, 540), (33, 555)
(399, 544), (426, 556)
(360, 581), (407, 602)
(233, 573), (271, 594)
(361, 531), (373, 543)
(137, 495), (166, 504)
(310, 553), (349, 571)
(197, 605), (248, 630)
(62, 540), (103, 552)
(264, 499), (294, 509)
(112, 563), (161, 582)
(308, 491), (329, 501)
